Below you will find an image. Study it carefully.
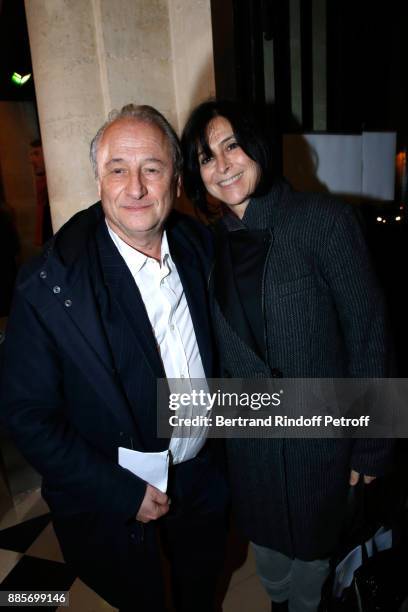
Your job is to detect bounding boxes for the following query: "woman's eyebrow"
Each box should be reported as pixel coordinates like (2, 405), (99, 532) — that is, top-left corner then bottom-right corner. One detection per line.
(220, 134), (235, 144)
(198, 134), (235, 156)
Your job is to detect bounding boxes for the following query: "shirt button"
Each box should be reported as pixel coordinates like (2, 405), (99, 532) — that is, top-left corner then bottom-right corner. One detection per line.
(39, 270), (47, 279)
(180, 374), (185, 379)
(53, 285), (61, 294)
(64, 299), (72, 307)
(170, 324), (175, 331)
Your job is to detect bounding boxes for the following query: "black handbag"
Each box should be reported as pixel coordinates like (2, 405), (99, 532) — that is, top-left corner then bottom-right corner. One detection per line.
(320, 481), (408, 612)
(328, 539), (406, 611)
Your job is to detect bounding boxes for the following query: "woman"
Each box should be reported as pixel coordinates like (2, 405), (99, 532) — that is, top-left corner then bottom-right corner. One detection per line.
(181, 100), (391, 612)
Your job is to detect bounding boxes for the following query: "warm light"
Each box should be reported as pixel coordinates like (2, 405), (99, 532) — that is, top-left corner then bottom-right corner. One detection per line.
(11, 72), (31, 86)
(376, 217), (382, 222)
(396, 216), (401, 221)
(396, 151), (407, 178)
(382, 219), (386, 223)
(400, 206), (404, 210)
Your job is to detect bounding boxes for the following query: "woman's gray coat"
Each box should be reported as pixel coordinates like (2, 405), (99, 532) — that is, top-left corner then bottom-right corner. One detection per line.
(211, 181), (392, 560)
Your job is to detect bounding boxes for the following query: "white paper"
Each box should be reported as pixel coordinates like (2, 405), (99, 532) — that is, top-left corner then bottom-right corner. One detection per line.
(118, 447), (170, 492)
(283, 134), (362, 196)
(283, 132), (396, 201)
(362, 132), (396, 200)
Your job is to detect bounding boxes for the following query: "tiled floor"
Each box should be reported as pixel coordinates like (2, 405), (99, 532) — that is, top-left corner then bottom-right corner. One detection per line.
(0, 488), (270, 611)
(0, 488), (117, 612)
(222, 545), (270, 612)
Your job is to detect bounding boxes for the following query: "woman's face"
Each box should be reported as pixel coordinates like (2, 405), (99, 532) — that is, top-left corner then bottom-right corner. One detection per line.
(198, 116), (261, 219)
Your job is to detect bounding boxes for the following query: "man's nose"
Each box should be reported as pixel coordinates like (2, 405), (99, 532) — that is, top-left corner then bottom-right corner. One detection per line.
(126, 171), (147, 199)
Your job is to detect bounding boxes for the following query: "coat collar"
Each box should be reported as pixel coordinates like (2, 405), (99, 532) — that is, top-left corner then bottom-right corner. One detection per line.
(240, 180), (288, 230)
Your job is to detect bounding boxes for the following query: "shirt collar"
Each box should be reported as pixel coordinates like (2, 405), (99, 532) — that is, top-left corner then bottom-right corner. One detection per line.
(106, 220), (170, 274)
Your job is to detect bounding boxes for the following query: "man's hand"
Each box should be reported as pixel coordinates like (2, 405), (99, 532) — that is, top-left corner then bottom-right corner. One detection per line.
(349, 469), (376, 486)
(136, 484), (170, 523)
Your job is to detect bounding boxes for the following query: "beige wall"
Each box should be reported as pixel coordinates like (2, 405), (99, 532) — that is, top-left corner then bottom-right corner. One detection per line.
(168, 0), (215, 132)
(0, 101), (40, 260)
(24, 0), (215, 230)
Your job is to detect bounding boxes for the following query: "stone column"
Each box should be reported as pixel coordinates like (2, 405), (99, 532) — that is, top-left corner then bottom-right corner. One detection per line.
(168, 0), (215, 132)
(24, 0), (215, 230)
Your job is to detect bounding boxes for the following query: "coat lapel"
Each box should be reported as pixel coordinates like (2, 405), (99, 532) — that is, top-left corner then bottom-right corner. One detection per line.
(167, 227), (214, 378)
(94, 222), (168, 451)
(94, 221), (165, 380)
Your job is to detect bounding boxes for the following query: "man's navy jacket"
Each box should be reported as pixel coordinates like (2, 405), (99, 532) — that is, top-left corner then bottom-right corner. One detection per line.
(0, 202), (214, 520)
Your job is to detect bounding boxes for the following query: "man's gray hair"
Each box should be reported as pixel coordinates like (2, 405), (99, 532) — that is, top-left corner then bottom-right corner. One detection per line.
(90, 103), (182, 179)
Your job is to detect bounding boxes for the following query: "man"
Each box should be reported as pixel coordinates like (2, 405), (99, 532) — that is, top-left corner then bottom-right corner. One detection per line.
(0, 105), (227, 611)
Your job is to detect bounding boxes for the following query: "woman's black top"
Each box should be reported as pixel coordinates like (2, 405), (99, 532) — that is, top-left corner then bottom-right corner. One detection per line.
(220, 213), (271, 361)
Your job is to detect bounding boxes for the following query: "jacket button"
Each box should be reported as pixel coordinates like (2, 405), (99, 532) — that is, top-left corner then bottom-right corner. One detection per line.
(271, 368), (283, 378)
(39, 270), (47, 279)
(64, 299), (72, 308)
(53, 285), (61, 294)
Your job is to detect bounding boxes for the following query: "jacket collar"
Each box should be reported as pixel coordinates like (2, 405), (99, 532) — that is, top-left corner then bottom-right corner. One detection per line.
(240, 180), (288, 230)
(52, 202), (101, 264)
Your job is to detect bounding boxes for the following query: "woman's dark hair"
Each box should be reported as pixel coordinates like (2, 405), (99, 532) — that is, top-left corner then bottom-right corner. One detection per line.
(181, 99), (275, 215)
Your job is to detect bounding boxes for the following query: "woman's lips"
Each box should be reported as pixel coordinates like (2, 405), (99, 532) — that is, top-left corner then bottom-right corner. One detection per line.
(218, 172), (243, 187)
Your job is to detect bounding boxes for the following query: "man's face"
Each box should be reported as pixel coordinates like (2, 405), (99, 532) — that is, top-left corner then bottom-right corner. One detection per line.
(97, 118), (180, 250)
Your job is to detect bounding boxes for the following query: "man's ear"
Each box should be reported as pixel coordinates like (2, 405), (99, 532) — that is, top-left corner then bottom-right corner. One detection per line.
(97, 178), (102, 199)
(176, 175), (181, 198)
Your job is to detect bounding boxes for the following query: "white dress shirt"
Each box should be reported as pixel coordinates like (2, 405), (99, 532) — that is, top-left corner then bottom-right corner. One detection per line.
(107, 223), (208, 463)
